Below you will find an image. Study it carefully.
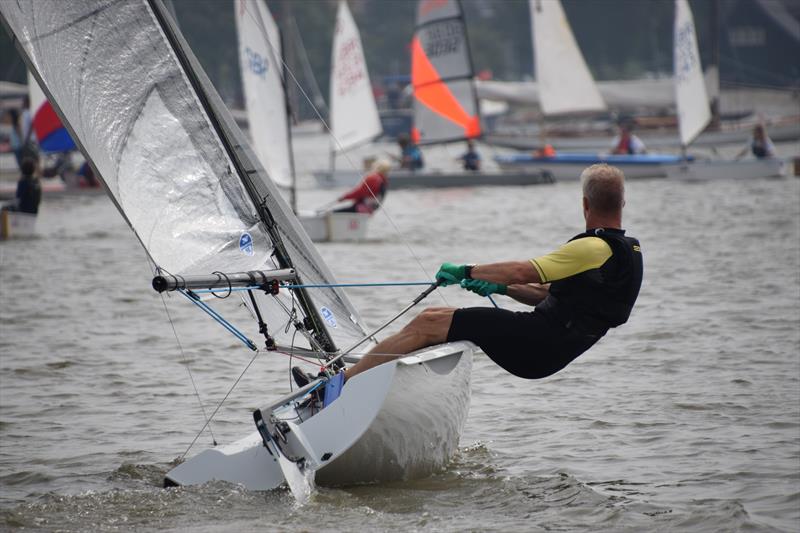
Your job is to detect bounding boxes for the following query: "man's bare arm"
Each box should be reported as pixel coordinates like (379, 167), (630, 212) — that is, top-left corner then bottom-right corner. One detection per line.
(470, 261), (541, 285)
(506, 283), (550, 306)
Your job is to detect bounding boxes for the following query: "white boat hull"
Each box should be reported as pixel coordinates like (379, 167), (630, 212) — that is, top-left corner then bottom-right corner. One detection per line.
(493, 152), (699, 180)
(164, 341), (474, 490)
(0, 209), (37, 239)
(299, 211), (370, 242)
(665, 158), (787, 180)
(312, 168), (553, 189)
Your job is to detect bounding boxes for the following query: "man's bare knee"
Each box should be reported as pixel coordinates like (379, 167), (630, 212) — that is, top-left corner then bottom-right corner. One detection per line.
(405, 308), (454, 345)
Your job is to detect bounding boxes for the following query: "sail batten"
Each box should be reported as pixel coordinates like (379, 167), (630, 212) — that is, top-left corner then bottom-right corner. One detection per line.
(1, 0), (370, 352)
(411, 0), (481, 146)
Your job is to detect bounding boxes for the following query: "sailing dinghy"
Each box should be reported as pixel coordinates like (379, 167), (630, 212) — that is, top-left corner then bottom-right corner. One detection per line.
(316, 0), (553, 189)
(310, 1), (384, 190)
(1, 0), (474, 495)
(235, 0), (369, 242)
(494, 0), (687, 181)
(665, 0), (786, 180)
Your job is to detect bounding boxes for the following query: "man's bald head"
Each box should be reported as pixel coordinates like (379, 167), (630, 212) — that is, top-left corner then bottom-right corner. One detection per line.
(581, 164), (625, 215)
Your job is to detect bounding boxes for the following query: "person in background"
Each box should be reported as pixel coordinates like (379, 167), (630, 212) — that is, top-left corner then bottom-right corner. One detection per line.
(334, 159), (391, 214)
(736, 124), (776, 159)
(610, 121), (646, 155)
(533, 143), (556, 158)
(2, 157), (42, 215)
(458, 139), (481, 171)
(1, 109), (23, 167)
(20, 96), (35, 145)
(397, 133), (424, 170)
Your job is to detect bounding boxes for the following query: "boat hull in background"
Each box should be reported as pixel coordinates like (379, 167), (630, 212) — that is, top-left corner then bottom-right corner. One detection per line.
(164, 341), (474, 490)
(299, 211), (370, 242)
(665, 158), (787, 180)
(312, 168), (554, 189)
(0, 209), (37, 239)
(494, 153), (687, 180)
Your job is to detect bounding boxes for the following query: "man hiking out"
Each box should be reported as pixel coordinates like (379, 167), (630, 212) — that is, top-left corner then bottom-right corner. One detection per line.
(341, 163), (643, 382)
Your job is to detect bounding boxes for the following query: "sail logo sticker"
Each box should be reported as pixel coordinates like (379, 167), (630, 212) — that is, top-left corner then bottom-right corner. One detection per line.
(239, 232), (254, 256)
(320, 307), (338, 328)
(244, 47), (268, 79)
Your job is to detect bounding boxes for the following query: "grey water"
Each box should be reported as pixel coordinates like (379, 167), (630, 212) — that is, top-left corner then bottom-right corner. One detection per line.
(1, 136), (799, 532)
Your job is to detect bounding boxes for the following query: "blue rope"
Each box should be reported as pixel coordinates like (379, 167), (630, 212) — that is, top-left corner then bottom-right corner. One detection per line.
(189, 281), (434, 295)
(487, 295), (500, 308)
(179, 290), (257, 350)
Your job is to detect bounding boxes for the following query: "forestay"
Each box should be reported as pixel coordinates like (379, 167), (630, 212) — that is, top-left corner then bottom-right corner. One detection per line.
(0, 0), (369, 352)
(330, 0), (381, 154)
(411, 0), (481, 145)
(529, 0), (606, 115)
(235, 0), (293, 190)
(673, 0), (711, 147)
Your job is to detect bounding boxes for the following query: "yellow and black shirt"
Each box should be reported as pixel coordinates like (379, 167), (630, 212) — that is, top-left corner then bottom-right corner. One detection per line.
(532, 228), (643, 332)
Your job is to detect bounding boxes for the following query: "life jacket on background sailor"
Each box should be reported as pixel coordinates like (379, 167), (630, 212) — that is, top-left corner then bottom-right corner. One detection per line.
(335, 160), (391, 214)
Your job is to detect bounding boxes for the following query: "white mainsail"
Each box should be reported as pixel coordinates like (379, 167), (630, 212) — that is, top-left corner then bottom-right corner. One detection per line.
(235, 0), (292, 190)
(1, 0), (368, 352)
(674, 0), (711, 146)
(329, 0), (381, 153)
(529, 0), (606, 115)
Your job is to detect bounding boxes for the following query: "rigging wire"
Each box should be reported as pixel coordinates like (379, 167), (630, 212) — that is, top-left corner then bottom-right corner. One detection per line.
(150, 264), (217, 447)
(181, 346), (264, 459)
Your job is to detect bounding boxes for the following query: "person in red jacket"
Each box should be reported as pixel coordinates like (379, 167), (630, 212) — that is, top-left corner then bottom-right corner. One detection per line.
(335, 159), (391, 214)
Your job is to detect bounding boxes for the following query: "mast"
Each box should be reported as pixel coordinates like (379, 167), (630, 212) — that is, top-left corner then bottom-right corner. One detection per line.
(275, 1), (298, 214)
(709, 0), (721, 129)
(150, 0), (335, 352)
(458, 0), (482, 141)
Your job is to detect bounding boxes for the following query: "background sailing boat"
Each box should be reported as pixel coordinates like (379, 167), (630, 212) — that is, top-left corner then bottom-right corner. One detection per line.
(494, 0), (689, 181)
(235, 0), (371, 242)
(311, 0), (383, 188)
(665, 0), (786, 180)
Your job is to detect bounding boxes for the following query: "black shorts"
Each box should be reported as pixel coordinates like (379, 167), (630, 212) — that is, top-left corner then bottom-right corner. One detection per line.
(446, 307), (602, 379)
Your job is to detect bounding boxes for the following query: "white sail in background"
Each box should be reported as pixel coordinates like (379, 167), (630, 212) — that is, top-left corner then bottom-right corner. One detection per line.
(26, 71), (45, 120)
(674, 0), (711, 146)
(330, 0), (381, 153)
(529, 0), (606, 115)
(1, 0), (369, 351)
(235, 0), (293, 189)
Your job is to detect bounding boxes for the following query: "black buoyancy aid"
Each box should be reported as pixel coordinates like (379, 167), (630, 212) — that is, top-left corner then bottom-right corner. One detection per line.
(538, 228), (643, 333)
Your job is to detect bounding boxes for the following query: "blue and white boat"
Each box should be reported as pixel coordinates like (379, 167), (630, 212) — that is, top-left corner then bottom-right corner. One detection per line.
(494, 152), (690, 180)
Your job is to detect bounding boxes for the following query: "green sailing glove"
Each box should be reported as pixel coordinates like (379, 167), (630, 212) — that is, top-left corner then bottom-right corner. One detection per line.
(435, 262), (467, 286)
(461, 278), (507, 297)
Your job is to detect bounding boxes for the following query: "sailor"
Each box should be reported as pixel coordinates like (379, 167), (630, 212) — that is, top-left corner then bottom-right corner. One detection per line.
(736, 124), (776, 160)
(457, 139), (481, 171)
(2, 157), (42, 215)
(334, 159), (391, 214)
(397, 133), (424, 170)
(340, 163), (643, 382)
(610, 121), (646, 155)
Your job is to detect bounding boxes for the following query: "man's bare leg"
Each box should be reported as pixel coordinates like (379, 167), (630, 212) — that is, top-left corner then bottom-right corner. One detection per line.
(344, 307), (456, 381)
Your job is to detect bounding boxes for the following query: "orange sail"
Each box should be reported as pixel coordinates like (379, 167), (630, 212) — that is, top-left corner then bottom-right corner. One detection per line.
(411, 0), (481, 145)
